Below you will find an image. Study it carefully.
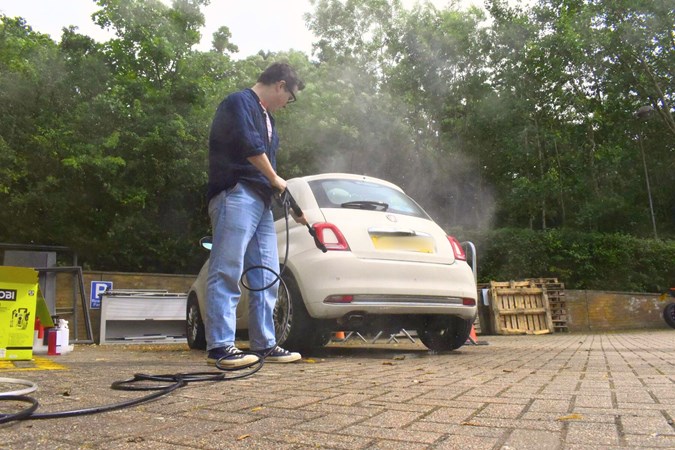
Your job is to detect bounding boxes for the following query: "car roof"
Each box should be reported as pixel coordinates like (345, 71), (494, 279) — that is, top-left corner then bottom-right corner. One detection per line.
(294, 173), (405, 193)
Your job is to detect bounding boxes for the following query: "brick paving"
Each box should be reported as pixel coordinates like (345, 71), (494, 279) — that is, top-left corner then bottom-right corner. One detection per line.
(1, 330), (674, 449)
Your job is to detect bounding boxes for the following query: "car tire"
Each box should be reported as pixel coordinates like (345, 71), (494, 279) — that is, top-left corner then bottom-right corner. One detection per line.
(663, 303), (675, 329)
(273, 280), (293, 345)
(278, 273), (322, 351)
(186, 294), (206, 350)
(311, 329), (332, 348)
(417, 316), (473, 351)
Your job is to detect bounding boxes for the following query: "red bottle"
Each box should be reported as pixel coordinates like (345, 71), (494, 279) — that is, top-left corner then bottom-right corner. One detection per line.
(47, 328), (60, 355)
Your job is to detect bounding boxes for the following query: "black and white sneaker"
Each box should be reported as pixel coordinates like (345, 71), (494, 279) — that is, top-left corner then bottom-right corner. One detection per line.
(207, 345), (258, 367)
(258, 346), (301, 363)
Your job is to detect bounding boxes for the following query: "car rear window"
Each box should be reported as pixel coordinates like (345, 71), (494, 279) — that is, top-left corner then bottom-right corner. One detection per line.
(308, 179), (429, 219)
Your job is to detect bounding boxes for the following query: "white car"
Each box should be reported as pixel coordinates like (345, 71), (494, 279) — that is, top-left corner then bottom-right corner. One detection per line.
(187, 173), (477, 352)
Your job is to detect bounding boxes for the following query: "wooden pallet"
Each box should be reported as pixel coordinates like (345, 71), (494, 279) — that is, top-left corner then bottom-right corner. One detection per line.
(489, 280), (554, 335)
(527, 278), (568, 333)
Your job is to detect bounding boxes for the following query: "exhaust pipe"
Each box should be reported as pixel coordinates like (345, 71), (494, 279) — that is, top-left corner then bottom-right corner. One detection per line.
(339, 313), (366, 328)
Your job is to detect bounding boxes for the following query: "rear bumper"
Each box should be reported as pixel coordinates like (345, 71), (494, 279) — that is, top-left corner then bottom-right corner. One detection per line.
(286, 251), (478, 320)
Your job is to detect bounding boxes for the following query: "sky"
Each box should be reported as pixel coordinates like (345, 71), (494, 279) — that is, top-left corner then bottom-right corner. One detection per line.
(0, 0), (481, 58)
(0, 0), (316, 56)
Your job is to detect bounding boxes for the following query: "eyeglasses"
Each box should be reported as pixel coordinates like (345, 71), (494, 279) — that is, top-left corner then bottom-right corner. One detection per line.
(283, 82), (296, 104)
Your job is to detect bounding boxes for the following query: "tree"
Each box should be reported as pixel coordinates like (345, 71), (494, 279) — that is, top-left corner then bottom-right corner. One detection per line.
(1, 0), (672, 280)
(482, 0), (674, 236)
(0, 1), (234, 272)
(0, 16), (78, 245)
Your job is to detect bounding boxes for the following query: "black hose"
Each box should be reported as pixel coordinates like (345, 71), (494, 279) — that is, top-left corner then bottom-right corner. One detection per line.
(0, 353), (264, 424)
(0, 191), (304, 425)
(0, 395), (39, 424)
(240, 192), (295, 292)
(25, 379), (186, 420)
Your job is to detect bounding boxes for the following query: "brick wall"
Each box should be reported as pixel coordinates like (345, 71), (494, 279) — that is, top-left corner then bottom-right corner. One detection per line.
(565, 290), (668, 332)
(51, 271), (671, 342)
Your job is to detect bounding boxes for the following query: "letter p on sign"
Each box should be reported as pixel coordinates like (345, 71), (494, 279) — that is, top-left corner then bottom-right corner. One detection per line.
(90, 281), (113, 309)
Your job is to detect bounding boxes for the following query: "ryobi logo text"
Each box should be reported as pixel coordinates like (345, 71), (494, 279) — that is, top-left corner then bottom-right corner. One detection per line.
(0, 289), (18, 301)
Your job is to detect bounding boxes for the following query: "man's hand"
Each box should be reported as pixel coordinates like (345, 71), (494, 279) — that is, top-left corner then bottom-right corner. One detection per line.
(271, 175), (287, 193)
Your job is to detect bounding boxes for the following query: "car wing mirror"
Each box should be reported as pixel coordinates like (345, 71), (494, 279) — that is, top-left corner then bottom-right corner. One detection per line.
(199, 236), (212, 251)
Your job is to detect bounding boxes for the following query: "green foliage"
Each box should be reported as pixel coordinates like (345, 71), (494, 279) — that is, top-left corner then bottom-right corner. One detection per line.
(458, 228), (675, 293)
(0, 3), (214, 273)
(0, 0), (673, 286)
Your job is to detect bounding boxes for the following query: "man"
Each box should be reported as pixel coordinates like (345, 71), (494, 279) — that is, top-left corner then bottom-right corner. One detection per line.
(205, 62), (306, 367)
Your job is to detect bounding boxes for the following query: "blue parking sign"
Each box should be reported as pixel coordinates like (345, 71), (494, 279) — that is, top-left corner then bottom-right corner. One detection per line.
(90, 281), (113, 309)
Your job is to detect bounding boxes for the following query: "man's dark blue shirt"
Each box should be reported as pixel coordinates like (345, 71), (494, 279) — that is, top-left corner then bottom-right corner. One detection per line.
(207, 88), (279, 205)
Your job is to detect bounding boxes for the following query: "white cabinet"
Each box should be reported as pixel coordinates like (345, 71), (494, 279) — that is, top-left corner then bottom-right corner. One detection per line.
(99, 291), (187, 344)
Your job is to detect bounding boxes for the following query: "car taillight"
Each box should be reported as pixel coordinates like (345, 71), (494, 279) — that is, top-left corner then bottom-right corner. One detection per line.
(447, 236), (466, 261)
(312, 223), (350, 251)
(324, 295), (354, 303)
(463, 298), (476, 306)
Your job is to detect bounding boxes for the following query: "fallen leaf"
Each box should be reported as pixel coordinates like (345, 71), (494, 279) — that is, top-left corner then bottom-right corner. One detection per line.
(382, 361), (394, 365)
(236, 434), (251, 441)
(557, 413), (583, 421)
(304, 358), (316, 363)
(251, 407), (264, 412)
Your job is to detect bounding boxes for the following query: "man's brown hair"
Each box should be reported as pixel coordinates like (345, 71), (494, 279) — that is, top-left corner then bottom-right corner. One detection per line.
(257, 62), (305, 92)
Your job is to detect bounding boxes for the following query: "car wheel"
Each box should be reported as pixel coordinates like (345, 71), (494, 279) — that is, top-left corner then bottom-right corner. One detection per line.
(186, 294), (206, 350)
(278, 273), (321, 351)
(273, 280), (293, 345)
(417, 316), (473, 351)
(311, 329), (332, 348)
(663, 303), (675, 329)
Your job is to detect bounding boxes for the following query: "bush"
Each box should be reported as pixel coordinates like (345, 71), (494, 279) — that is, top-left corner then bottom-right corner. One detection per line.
(452, 228), (675, 293)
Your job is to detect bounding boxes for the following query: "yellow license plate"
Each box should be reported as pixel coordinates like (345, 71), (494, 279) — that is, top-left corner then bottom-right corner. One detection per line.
(370, 235), (435, 253)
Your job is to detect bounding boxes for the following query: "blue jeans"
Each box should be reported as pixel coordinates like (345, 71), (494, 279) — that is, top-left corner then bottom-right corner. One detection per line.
(205, 182), (279, 351)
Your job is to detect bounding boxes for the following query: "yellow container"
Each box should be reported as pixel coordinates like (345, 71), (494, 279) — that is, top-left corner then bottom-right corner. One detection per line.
(0, 266), (40, 360)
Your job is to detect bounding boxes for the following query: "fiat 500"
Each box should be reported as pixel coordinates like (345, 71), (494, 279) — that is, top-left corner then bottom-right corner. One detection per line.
(187, 173), (477, 352)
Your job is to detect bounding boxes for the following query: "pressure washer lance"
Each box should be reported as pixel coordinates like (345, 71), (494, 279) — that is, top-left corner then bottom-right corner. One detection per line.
(278, 188), (328, 253)
(241, 187), (326, 292)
